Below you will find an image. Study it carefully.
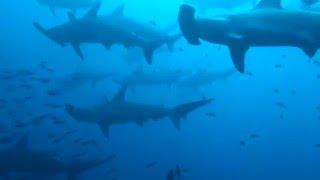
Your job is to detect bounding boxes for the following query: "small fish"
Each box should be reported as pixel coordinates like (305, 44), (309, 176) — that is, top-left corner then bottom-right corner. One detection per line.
(14, 121), (30, 128)
(45, 103), (64, 109)
(166, 169), (175, 180)
(273, 88), (279, 94)
(181, 167), (191, 173)
(274, 64), (283, 69)
(313, 60), (320, 66)
(24, 96), (34, 101)
(47, 89), (61, 96)
(52, 136), (65, 144)
(46, 68), (55, 74)
(6, 85), (17, 92)
(74, 137), (84, 144)
(71, 152), (87, 159)
(38, 61), (48, 69)
(79, 139), (97, 146)
(249, 134), (259, 139)
(52, 118), (66, 125)
(246, 72), (254, 76)
(32, 77), (51, 84)
(105, 154), (117, 163)
(289, 90), (296, 95)
(206, 112), (216, 118)
(20, 84), (33, 89)
(275, 102), (287, 110)
(149, 20), (157, 26)
(144, 161), (158, 169)
(240, 140), (246, 146)
(15, 69), (35, 77)
(30, 113), (55, 125)
(64, 129), (76, 136)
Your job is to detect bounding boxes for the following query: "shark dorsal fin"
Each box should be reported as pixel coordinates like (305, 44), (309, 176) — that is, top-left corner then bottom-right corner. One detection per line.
(84, 1), (101, 19)
(68, 12), (77, 22)
(112, 85), (127, 102)
(255, 0), (282, 9)
(111, 4), (125, 17)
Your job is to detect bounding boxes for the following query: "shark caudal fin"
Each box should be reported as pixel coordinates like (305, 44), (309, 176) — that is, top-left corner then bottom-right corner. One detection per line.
(170, 98), (212, 130)
(178, 4), (201, 45)
(166, 34), (182, 51)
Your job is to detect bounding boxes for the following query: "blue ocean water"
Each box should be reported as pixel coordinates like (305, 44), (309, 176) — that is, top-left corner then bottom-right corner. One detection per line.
(1, 0), (320, 179)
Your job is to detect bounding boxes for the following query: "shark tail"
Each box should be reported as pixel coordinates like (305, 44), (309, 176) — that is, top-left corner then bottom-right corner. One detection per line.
(166, 34), (182, 51)
(178, 4), (201, 45)
(170, 98), (212, 130)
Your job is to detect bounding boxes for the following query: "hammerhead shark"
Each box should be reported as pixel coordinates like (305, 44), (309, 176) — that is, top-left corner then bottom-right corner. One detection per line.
(65, 85), (212, 137)
(33, 2), (162, 63)
(179, 0), (320, 73)
(0, 135), (110, 180)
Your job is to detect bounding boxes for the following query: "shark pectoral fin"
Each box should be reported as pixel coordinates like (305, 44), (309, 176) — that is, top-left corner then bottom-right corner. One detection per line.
(171, 118), (181, 130)
(228, 42), (249, 73)
(68, 12), (77, 22)
(101, 126), (110, 139)
(71, 43), (84, 60)
(143, 48), (154, 64)
(301, 46), (318, 58)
